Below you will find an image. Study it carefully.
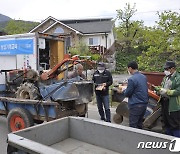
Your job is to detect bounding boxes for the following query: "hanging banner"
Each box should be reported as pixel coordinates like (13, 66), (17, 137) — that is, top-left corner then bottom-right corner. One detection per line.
(0, 38), (34, 55)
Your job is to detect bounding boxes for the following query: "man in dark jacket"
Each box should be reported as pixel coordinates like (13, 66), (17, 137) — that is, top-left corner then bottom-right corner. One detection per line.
(120, 61), (148, 129)
(92, 62), (113, 122)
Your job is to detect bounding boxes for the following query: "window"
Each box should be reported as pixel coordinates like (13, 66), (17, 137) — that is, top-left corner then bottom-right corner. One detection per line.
(66, 37), (71, 47)
(54, 27), (64, 34)
(89, 37), (98, 45)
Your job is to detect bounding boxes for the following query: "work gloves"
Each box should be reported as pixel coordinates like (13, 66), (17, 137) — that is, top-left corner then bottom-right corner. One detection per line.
(154, 86), (170, 97)
(159, 88), (167, 96)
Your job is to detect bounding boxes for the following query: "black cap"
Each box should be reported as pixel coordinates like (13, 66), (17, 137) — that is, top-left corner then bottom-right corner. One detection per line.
(164, 61), (176, 69)
(97, 62), (105, 70)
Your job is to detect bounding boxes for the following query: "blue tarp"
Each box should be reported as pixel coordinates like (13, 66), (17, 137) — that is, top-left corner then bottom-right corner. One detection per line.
(0, 38), (34, 55)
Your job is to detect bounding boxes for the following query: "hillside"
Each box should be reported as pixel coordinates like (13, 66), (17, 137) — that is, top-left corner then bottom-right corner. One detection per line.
(0, 14), (11, 31)
(0, 13), (39, 34)
(0, 21), (8, 31)
(0, 13), (11, 22)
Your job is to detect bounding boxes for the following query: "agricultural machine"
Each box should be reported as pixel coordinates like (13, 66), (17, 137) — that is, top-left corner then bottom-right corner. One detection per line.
(0, 32), (96, 132)
(112, 72), (165, 131)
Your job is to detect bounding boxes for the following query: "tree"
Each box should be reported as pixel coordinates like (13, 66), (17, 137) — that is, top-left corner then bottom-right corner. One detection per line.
(5, 20), (38, 34)
(115, 3), (146, 72)
(138, 11), (180, 71)
(116, 3), (144, 52)
(69, 41), (101, 61)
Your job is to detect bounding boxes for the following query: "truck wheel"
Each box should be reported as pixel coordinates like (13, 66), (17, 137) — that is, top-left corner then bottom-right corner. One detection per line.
(16, 82), (40, 100)
(113, 114), (123, 124)
(7, 108), (34, 132)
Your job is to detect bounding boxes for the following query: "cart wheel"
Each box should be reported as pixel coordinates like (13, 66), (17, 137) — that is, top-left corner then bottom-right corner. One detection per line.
(113, 114), (123, 124)
(7, 108), (34, 132)
(75, 104), (87, 115)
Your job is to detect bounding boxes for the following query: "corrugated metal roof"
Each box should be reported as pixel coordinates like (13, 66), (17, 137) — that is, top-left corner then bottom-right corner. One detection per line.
(65, 20), (114, 34)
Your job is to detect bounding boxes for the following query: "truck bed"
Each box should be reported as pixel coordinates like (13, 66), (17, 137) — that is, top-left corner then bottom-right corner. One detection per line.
(8, 117), (173, 154)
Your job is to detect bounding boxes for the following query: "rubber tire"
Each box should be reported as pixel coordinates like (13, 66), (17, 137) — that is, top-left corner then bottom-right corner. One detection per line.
(113, 113), (123, 124)
(75, 104), (87, 115)
(16, 82), (40, 100)
(7, 108), (34, 132)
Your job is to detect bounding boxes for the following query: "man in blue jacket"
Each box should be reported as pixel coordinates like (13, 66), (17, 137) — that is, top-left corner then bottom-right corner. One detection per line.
(120, 61), (148, 129)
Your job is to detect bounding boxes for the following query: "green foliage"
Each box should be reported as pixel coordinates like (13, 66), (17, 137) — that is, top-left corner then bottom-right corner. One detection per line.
(138, 47), (167, 71)
(69, 42), (101, 61)
(69, 41), (89, 55)
(115, 4), (180, 72)
(115, 51), (140, 73)
(91, 54), (101, 61)
(0, 21), (9, 31)
(116, 3), (145, 51)
(4, 20), (39, 34)
(138, 11), (180, 72)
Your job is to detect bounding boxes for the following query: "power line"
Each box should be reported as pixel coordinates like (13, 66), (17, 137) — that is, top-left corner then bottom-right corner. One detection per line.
(135, 8), (180, 14)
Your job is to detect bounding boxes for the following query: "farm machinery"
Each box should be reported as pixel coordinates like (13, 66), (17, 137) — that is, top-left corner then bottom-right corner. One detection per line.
(112, 72), (165, 131)
(0, 55), (94, 132)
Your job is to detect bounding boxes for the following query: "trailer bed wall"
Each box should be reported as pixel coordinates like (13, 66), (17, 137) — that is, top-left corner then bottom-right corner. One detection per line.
(69, 118), (173, 154)
(9, 117), (174, 154)
(14, 118), (69, 146)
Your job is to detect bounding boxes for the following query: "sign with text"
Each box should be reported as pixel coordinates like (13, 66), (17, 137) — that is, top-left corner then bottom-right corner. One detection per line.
(0, 38), (34, 55)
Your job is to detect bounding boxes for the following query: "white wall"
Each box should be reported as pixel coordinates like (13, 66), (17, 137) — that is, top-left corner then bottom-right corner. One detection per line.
(82, 31), (114, 49)
(108, 30), (115, 48)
